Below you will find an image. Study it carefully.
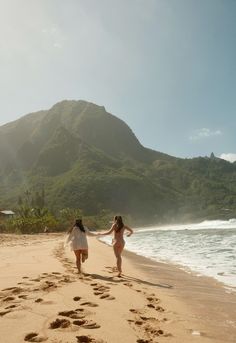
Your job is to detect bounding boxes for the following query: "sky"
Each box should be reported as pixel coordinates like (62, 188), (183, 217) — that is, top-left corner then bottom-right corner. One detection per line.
(0, 0), (235, 161)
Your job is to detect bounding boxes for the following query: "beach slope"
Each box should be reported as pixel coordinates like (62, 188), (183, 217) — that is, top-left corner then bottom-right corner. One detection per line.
(0, 234), (235, 343)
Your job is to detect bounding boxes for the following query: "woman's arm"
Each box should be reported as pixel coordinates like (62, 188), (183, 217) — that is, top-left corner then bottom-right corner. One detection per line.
(67, 226), (74, 234)
(86, 227), (99, 237)
(64, 227), (75, 246)
(98, 224), (115, 236)
(125, 225), (134, 237)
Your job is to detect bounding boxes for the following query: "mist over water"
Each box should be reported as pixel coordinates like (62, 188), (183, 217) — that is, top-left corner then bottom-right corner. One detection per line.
(101, 219), (236, 289)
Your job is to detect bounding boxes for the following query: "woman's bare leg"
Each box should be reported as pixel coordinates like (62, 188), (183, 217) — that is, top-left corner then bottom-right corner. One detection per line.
(74, 250), (82, 273)
(81, 250), (88, 263)
(113, 245), (124, 276)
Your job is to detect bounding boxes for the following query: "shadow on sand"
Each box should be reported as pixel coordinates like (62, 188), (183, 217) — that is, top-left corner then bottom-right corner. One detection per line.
(87, 273), (173, 289)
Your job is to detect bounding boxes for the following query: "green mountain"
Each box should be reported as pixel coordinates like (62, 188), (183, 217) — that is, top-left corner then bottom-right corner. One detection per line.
(0, 100), (236, 224)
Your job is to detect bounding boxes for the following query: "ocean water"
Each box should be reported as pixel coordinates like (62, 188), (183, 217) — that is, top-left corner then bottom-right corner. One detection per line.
(100, 219), (236, 290)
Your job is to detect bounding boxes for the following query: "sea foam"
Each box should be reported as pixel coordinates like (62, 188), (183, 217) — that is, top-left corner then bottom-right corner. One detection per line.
(100, 219), (236, 290)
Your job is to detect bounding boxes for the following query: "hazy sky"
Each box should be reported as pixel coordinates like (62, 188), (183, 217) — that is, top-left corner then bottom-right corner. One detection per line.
(0, 0), (235, 160)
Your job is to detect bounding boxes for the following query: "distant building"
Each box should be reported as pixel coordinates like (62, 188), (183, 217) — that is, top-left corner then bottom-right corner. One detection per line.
(0, 210), (15, 218)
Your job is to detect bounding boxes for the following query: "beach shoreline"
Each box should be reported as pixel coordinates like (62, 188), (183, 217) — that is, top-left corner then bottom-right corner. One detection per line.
(0, 233), (235, 342)
(100, 238), (236, 342)
(122, 244), (236, 341)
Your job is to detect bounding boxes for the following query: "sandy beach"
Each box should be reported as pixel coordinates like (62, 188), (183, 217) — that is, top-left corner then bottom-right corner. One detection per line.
(0, 233), (236, 343)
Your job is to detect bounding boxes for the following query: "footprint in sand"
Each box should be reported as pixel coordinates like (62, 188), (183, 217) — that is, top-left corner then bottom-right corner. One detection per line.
(5, 304), (17, 309)
(129, 316), (159, 328)
(143, 323), (164, 336)
(35, 298), (43, 303)
(30, 278), (41, 282)
(73, 320), (100, 329)
(18, 294), (28, 299)
(129, 303), (165, 340)
(73, 319), (86, 326)
(24, 332), (47, 342)
(93, 287), (110, 292)
(2, 296), (15, 302)
(155, 306), (164, 312)
(152, 328), (164, 336)
(146, 295), (162, 312)
(93, 285), (110, 291)
(1, 287), (24, 298)
(80, 302), (99, 307)
(73, 296), (82, 301)
(76, 335), (106, 343)
(129, 309), (141, 314)
(58, 310), (86, 319)
(82, 322), (101, 329)
(59, 276), (74, 284)
(76, 336), (93, 343)
(146, 296), (159, 303)
(41, 281), (57, 291)
(2, 287), (19, 291)
(123, 282), (133, 287)
(140, 316), (155, 321)
(92, 285), (115, 300)
(0, 310), (12, 316)
(12, 287), (25, 294)
(99, 294), (115, 300)
(49, 318), (71, 329)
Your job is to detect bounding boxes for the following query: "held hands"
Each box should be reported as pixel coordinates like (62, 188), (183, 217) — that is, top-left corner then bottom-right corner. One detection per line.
(94, 232), (102, 237)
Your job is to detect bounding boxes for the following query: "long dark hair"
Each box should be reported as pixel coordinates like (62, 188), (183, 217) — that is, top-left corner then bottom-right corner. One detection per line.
(114, 215), (124, 232)
(74, 218), (85, 232)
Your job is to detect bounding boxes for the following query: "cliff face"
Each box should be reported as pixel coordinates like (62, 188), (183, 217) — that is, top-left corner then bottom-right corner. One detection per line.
(0, 100), (172, 173)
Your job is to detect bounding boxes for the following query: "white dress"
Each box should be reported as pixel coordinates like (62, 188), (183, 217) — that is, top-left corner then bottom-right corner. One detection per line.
(65, 226), (91, 251)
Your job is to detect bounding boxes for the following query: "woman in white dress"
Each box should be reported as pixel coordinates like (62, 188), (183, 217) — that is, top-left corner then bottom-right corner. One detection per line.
(66, 218), (97, 273)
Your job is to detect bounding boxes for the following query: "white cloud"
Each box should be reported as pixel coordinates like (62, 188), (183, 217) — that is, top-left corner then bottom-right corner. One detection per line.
(189, 128), (222, 140)
(220, 153), (236, 163)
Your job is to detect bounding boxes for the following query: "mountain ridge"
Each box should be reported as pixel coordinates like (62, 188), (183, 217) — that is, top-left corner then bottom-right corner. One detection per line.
(0, 100), (235, 224)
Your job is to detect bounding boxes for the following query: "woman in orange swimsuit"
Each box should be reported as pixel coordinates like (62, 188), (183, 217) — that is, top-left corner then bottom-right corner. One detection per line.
(100, 216), (133, 277)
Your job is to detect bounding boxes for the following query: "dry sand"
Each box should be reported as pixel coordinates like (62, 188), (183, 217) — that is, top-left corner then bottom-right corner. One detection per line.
(0, 233), (235, 343)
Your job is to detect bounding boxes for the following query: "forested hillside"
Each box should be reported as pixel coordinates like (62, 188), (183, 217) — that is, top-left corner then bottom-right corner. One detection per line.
(0, 100), (235, 225)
